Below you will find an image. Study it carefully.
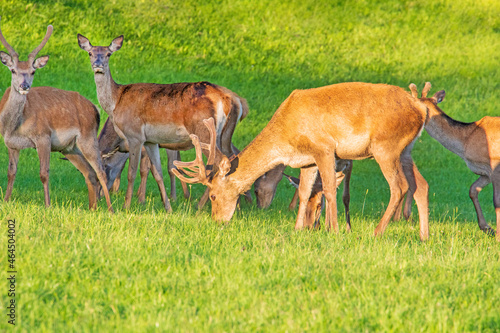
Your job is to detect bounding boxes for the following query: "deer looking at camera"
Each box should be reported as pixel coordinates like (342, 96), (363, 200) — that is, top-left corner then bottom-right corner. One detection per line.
(0, 21), (113, 212)
(173, 82), (430, 240)
(78, 34), (248, 212)
(98, 117), (189, 203)
(406, 82), (500, 240)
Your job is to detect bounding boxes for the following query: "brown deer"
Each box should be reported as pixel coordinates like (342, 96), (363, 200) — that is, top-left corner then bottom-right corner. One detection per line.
(0, 21), (113, 212)
(173, 82), (430, 240)
(409, 82), (500, 240)
(284, 159), (353, 230)
(98, 117), (189, 203)
(77, 34), (248, 212)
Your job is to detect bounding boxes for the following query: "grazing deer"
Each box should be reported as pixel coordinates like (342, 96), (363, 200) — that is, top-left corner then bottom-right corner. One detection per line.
(98, 117), (189, 202)
(410, 82), (500, 240)
(173, 82), (430, 240)
(0, 22), (113, 212)
(284, 159), (353, 230)
(77, 34), (248, 212)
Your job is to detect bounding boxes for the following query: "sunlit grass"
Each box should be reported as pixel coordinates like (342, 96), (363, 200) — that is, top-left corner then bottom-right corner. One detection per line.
(0, 0), (499, 331)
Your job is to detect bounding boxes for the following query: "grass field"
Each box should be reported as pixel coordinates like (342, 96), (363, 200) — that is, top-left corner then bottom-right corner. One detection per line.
(0, 0), (499, 331)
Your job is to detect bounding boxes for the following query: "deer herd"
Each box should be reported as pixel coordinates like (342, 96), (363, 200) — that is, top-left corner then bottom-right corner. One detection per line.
(1, 21), (499, 242)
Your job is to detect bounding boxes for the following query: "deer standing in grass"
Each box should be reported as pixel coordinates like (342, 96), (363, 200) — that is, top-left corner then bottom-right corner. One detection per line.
(98, 117), (189, 203)
(174, 83), (430, 240)
(0, 21), (113, 212)
(283, 159), (353, 229)
(78, 34), (248, 212)
(409, 82), (500, 240)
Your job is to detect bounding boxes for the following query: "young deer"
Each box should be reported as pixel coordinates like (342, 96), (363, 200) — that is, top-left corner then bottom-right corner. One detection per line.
(98, 117), (189, 203)
(173, 82), (430, 240)
(78, 34), (248, 212)
(410, 82), (500, 240)
(0, 22), (113, 211)
(284, 159), (353, 230)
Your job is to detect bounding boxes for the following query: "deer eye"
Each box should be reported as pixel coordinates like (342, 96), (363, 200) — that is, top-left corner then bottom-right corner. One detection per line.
(31, 71), (35, 75)
(89, 52), (93, 56)
(10, 69), (16, 74)
(106, 52), (111, 57)
(210, 194), (216, 201)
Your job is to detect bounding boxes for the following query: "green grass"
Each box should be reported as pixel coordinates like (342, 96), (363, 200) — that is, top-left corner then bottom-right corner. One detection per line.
(0, 0), (500, 331)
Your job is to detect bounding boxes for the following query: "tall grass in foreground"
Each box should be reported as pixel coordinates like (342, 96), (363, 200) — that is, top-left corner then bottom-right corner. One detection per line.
(0, 0), (499, 331)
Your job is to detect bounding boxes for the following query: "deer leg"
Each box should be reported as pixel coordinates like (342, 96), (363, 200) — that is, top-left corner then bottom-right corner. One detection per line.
(493, 172), (500, 241)
(4, 148), (20, 202)
(343, 161), (353, 232)
(289, 189), (299, 211)
(143, 143), (172, 213)
(124, 139), (143, 209)
(137, 148), (151, 204)
(36, 141), (51, 208)
(373, 154), (409, 237)
(64, 153), (99, 210)
(166, 149), (178, 201)
(77, 140), (114, 213)
(469, 175), (494, 235)
(402, 155), (429, 241)
(295, 166), (318, 230)
(111, 175), (121, 192)
(172, 151), (190, 199)
(315, 154), (338, 232)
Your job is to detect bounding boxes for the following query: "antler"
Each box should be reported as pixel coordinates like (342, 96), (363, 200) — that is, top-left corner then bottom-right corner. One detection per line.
(409, 83), (418, 98)
(421, 82), (432, 98)
(0, 17), (18, 59)
(28, 25), (53, 63)
(172, 117), (217, 186)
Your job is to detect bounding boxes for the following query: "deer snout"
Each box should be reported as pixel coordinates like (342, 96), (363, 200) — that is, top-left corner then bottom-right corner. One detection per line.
(92, 65), (104, 74)
(19, 82), (30, 94)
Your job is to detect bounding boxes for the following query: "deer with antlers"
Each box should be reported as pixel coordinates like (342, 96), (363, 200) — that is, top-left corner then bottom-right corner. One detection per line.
(173, 82), (430, 240)
(407, 82), (500, 240)
(77, 34), (248, 212)
(98, 117), (189, 203)
(0, 21), (113, 211)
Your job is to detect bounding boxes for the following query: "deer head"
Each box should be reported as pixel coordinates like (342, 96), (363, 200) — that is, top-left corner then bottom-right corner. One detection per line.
(0, 19), (52, 95)
(411, 82), (446, 105)
(172, 118), (240, 221)
(254, 165), (285, 209)
(77, 34), (123, 74)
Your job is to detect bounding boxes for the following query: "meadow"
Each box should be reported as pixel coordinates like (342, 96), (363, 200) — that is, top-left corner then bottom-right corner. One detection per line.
(0, 0), (499, 331)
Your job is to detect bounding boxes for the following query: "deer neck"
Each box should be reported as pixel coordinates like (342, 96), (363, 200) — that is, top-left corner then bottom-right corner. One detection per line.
(227, 131), (284, 194)
(0, 87), (27, 137)
(425, 106), (476, 157)
(93, 67), (121, 116)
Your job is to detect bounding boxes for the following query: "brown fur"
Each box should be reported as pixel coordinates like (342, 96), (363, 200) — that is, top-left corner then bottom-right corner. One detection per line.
(175, 82), (430, 241)
(407, 82), (500, 240)
(78, 34), (248, 211)
(0, 24), (113, 212)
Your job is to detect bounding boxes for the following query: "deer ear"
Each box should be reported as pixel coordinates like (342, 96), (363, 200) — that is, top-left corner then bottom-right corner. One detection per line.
(77, 34), (92, 52)
(0, 51), (13, 67)
(33, 55), (49, 69)
(432, 90), (445, 104)
(109, 35), (124, 53)
(219, 155), (231, 179)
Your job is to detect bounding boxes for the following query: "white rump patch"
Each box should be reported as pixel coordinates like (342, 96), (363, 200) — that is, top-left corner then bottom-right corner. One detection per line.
(215, 100), (226, 137)
(236, 99), (243, 124)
